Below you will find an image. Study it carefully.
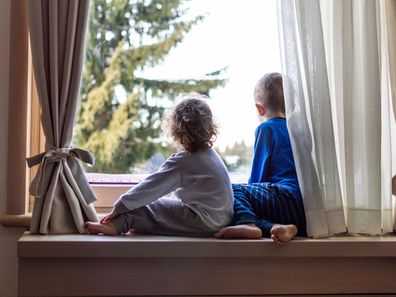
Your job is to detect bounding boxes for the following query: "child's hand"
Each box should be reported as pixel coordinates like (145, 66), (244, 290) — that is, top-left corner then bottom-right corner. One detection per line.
(100, 208), (119, 224)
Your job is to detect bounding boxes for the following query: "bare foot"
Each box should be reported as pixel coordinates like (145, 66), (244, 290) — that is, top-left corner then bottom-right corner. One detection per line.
(270, 224), (297, 245)
(214, 224), (262, 239)
(85, 221), (118, 236)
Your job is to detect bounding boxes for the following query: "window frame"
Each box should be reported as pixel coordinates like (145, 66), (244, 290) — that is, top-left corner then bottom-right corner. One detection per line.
(27, 53), (46, 214)
(6, 0), (29, 216)
(4, 0), (262, 219)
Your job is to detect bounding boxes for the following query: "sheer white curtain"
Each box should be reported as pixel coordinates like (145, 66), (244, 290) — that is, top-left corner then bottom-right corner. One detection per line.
(278, 0), (395, 237)
(381, 0), (396, 229)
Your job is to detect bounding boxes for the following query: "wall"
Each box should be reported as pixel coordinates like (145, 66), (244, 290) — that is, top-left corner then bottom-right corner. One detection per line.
(0, 0), (25, 296)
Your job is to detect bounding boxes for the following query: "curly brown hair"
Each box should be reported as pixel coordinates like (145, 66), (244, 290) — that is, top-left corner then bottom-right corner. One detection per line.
(163, 96), (218, 153)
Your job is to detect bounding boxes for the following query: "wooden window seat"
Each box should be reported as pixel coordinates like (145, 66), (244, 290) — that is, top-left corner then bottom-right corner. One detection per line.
(18, 232), (396, 297)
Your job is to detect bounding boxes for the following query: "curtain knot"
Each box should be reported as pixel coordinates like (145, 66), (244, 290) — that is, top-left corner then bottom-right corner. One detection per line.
(51, 147), (71, 161)
(26, 146), (95, 198)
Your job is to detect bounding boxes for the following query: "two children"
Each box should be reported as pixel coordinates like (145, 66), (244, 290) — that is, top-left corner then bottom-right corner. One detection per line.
(86, 73), (306, 244)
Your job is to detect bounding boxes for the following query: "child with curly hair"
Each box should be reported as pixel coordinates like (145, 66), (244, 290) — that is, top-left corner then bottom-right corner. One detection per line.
(85, 96), (234, 236)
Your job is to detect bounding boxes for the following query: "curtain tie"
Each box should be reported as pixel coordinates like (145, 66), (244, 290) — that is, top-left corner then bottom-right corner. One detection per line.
(26, 146), (95, 199)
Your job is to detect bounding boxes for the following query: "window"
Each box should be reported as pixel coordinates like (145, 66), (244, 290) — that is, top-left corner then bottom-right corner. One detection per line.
(73, 0), (281, 209)
(5, 0), (281, 216)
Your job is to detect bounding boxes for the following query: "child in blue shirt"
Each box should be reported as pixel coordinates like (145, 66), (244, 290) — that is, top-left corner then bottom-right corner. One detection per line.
(215, 73), (306, 244)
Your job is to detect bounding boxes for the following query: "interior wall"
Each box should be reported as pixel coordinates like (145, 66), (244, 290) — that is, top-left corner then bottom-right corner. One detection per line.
(0, 1), (26, 296)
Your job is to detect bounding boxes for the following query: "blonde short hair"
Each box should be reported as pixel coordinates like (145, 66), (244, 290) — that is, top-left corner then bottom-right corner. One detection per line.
(254, 72), (285, 113)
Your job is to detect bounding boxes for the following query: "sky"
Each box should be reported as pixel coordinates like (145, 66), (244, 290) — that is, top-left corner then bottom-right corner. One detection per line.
(142, 0), (282, 149)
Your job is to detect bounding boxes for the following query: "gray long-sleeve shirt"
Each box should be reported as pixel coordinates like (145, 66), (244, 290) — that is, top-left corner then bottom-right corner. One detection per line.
(114, 148), (234, 231)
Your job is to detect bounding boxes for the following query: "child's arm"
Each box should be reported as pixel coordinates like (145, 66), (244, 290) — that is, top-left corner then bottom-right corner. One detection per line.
(113, 154), (182, 214)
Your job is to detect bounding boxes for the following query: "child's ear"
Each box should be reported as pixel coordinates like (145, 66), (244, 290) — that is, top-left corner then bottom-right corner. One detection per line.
(255, 103), (266, 116)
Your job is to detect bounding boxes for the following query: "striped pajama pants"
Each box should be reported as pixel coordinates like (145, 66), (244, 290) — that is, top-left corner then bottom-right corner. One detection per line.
(232, 183), (307, 237)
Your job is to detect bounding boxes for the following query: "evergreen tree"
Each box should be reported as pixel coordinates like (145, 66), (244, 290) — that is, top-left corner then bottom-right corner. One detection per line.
(222, 141), (253, 166)
(75, 0), (226, 173)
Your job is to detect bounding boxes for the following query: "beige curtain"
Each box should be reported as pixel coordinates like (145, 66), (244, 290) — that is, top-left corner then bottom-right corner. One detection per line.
(27, 0), (98, 234)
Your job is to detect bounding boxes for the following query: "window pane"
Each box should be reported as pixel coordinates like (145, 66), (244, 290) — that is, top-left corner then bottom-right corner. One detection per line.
(74, 0), (281, 183)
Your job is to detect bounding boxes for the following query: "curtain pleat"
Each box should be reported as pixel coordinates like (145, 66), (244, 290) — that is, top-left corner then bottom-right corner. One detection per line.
(381, 0), (396, 230)
(277, 0), (346, 237)
(27, 0), (98, 234)
(278, 0), (394, 237)
(383, 0), (396, 120)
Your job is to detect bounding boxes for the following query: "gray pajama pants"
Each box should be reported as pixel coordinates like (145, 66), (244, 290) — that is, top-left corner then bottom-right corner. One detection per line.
(111, 197), (216, 236)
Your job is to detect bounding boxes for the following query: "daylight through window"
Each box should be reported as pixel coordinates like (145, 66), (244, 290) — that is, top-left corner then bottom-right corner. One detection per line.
(74, 0), (281, 184)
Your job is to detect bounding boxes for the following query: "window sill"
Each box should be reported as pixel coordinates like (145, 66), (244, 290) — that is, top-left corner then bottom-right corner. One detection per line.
(0, 213), (107, 228)
(0, 214), (31, 228)
(17, 232), (396, 296)
(91, 183), (131, 211)
(88, 172), (251, 210)
(17, 232), (396, 258)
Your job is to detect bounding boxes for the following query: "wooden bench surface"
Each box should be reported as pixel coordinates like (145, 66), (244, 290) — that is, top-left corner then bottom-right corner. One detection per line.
(18, 232), (396, 297)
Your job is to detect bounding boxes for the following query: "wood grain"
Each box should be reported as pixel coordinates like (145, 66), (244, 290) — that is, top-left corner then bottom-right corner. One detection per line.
(18, 255), (396, 296)
(27, 71), (44, 212)
(7, 0), (29, 215)
(17, 233), (396, 296)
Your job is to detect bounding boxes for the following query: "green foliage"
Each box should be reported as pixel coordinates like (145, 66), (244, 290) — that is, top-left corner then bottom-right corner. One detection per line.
(75, 0), (226, 173)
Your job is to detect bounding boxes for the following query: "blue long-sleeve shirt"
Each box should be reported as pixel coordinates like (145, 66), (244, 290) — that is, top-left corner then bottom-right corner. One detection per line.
(249, 117), (301, 198)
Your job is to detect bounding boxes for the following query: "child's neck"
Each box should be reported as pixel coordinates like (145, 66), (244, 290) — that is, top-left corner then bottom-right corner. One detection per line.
(260, 111), (286, 123)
